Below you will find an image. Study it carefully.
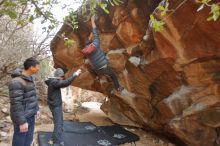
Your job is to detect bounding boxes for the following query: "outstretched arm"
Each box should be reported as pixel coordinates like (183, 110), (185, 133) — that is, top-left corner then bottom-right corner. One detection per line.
(51, 75), (77, 88)
(91, 15), (96, 29)
(91, 15), (100, 47)
(51, 69), (82, 88)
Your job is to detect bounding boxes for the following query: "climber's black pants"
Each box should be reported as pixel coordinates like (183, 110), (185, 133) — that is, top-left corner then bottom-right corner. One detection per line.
(95, 66), (120, 90)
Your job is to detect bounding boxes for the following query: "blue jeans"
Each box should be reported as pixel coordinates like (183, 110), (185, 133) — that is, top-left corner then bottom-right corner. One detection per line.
(49, 105), (64, 143)
(12, 116), (35, 146)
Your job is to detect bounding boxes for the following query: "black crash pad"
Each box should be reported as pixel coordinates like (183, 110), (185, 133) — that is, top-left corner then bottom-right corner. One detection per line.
(99, 125), (140, 145)
(38, 121), (139, 146)
(38, 131), (116, 146)
(63, 121), (97, 134)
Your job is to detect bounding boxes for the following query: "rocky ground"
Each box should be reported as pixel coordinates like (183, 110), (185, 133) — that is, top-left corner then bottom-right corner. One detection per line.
(0, 95), (176, 146)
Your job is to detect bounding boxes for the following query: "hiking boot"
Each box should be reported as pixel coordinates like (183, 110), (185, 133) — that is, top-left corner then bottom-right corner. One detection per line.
(110, 86), (123, 94)
(120, 88), (136, 98)
(111, 88), (136, 98)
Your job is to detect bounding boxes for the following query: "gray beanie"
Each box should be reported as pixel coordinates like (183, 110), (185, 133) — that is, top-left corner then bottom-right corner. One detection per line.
(54, 68), (64, 77)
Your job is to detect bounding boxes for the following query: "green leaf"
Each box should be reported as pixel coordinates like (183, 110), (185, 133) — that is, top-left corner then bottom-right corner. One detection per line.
(3, 1), (17, 7)
(211, 4), (220, 14)
(103, 8), (110, 14)
(113, 0), (119, 5)
(81, 6), (87, 15)
(150, 15), (165, 32)
(28, 15), (34, 23)
(6, 10), (17, 19)
(64, 39), (75, 47)
(20, 0), (28, 5)
(213, 14), (218, 21)
(99, 3), (109, 14)
(150, 15), (155, 21)
(207, 16), (213, 21)
(158, 6), (165, 11)
(17, 20), (25, 26)
(207, 4), (220, 21)
(161, 11), (166, 16)
(197, 0), (210, 4)
(0, 10), (4, 16)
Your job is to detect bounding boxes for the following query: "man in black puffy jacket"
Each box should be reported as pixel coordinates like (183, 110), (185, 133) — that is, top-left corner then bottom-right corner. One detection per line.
(8, 57), (40, 146)
(82, 15), (123, 92)
(45, 68), (81, 146)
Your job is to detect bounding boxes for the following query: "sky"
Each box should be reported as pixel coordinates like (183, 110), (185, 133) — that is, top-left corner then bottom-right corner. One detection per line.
(51, 0), (82, 22)
(33, 0), (81, 38)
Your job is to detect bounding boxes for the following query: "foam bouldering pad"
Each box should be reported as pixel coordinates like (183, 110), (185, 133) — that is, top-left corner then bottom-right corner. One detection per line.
(38, 131), (116, 146)
(38, 121), (139, 146)
(63, 121), (97, 133)
(99, 125), (140, 145)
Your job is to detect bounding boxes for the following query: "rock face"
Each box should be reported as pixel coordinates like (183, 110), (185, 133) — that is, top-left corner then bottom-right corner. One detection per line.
(0, 96), (11, 143)
(50, 0), (220, 145)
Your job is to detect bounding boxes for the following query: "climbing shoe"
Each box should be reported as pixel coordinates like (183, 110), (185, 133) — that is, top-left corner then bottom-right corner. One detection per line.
(117, 86), (124, 92)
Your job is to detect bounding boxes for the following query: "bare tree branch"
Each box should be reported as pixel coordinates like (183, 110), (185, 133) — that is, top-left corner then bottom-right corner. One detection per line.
(4, 5), (29, 44)
(0, 0), (6, 6)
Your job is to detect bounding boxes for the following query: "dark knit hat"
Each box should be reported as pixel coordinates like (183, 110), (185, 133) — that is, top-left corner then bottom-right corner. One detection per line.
(54, 68), (64, 77)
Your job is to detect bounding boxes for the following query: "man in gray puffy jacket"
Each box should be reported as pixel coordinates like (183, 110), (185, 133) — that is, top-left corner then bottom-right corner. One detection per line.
(45, 68), (81, 146)
(83, 15), (123, 92)
(8, 57), (40, 146)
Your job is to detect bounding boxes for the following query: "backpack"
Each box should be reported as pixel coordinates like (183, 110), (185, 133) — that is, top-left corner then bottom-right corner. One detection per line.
(81, 43), (96, 56)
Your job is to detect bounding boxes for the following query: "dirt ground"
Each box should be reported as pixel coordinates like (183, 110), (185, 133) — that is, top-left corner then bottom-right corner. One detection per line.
(0, 96), (176, 146)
